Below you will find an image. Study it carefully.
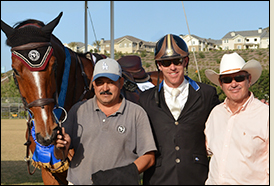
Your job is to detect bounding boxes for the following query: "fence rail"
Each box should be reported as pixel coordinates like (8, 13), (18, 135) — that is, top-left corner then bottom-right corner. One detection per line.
(1, 97), (26, 119)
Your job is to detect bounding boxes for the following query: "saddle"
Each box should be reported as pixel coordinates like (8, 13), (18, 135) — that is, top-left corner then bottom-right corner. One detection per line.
(117, 55), (151, 83)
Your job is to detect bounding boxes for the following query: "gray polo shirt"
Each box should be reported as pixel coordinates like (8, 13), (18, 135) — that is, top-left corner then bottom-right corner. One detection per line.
(63, 95), (157, 185)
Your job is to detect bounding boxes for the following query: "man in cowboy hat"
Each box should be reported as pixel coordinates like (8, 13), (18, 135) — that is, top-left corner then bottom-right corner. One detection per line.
(204, 52), (269, 185)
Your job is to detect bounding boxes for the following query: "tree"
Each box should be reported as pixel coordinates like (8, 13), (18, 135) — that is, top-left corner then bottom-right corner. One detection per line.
(1, 75), (20, 97)
(68, 42), (78, 52)
(92, 40), (101, 52)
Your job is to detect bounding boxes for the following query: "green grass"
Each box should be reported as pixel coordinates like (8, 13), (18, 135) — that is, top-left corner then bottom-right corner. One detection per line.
(1, 161), (43, 185)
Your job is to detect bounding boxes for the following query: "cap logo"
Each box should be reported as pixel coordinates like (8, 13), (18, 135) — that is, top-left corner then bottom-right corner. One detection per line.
(28, 50), (40, 61)
(102, 61), (109, 71)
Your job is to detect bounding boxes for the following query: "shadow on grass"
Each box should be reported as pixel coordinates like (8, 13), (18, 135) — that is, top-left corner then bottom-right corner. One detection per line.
(1, 160), (43, 185)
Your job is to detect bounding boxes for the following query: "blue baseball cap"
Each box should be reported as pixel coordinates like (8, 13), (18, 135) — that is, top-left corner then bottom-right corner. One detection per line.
(92, 58), (122, 82)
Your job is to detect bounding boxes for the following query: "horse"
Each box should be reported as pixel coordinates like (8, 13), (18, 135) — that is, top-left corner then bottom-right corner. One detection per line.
(1, 12), (163, 185)
(1, 12), (104, 185)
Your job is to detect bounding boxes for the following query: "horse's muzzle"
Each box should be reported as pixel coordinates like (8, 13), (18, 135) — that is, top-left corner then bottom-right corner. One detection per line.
(36, 126), (60, 146)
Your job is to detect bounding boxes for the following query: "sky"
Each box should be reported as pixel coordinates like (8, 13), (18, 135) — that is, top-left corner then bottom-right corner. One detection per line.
(1, 1), (270, 73)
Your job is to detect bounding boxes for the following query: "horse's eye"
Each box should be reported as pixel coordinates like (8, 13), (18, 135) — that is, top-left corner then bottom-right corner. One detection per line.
(13, 68), (19, 76)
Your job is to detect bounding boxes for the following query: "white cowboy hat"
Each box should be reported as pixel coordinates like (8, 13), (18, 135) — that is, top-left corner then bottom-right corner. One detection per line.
(205, 52), (262, 86)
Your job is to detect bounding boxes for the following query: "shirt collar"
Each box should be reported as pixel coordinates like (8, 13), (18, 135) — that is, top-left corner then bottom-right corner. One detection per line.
(163, 77), (189, 96)
(224, 91), (253, 113)
(93, 94), (126, 115)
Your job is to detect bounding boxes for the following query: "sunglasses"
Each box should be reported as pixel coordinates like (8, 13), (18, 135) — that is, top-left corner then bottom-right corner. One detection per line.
(219, 74), (250, 84)
(159, 58), (183, 67)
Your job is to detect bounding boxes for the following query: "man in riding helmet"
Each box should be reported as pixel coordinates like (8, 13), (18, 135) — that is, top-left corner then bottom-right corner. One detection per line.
(138, 34), (220, 185)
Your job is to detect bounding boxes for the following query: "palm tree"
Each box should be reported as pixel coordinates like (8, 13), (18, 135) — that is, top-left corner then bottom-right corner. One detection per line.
(68, 42), (78, 52)
(92, 40), (101, 52)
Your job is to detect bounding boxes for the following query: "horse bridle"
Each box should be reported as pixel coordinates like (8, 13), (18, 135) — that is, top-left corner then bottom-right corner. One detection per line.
(12, 42), (68, 174)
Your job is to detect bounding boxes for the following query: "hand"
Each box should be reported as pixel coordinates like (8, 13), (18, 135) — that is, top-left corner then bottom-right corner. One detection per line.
(55, 127), (71, 153)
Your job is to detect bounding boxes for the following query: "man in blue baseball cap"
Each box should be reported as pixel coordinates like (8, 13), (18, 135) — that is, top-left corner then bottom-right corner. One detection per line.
(55, 58), (157, 184)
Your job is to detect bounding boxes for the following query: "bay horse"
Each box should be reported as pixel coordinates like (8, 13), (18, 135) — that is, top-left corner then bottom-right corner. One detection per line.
(1, 12), (163, 185)
(1, 12), (102, 185)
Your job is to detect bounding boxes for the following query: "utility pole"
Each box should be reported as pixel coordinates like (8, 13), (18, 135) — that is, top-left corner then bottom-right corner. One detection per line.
(85, 1), (88, 53)
(110, 1), (114, 59)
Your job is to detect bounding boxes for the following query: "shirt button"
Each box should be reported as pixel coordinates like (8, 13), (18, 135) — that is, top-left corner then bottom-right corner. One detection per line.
(175, 158), (180, 163)
(175, 146), (180, 151)
(195, 157), (199, 161)
(103, 119), (106, 122)
(175, 121), (179, 125)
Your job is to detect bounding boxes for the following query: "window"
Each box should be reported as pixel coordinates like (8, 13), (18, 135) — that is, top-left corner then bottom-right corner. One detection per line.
(129, 43), (132, 47)
(237, 45), (241, 49)
(192, 47), (195, 51)
(246, 39), (249, 42)
(124, 43), (127, 47)
(106, 44), (109, 47)
(238, 39), (241, 42)
(192, 41), (195, 45)
(254, 38), (257, 41)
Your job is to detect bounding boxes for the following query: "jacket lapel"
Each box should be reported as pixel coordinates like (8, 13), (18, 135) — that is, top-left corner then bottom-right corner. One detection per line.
(159, 88), (174, 119)
(179, 85), (200, 119)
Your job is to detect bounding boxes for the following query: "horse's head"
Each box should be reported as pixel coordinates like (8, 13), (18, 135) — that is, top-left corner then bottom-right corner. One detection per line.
(1, 12), (63, 146)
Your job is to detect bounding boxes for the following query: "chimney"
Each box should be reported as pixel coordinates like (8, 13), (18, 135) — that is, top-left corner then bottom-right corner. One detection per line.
(258, 27), (262, 33)
(230, 32), (235, 36)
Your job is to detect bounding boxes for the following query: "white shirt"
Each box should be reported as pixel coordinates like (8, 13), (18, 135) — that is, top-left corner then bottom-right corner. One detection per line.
(204, 93), (269, 185)
(163, 78), (189, 114)
(136, 81), (155, 91)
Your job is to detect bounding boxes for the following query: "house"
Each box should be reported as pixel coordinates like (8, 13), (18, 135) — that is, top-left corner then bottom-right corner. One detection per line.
(100, 35), (156, 54)
(64, 42), (97, 53)
(221, 27), (269, 50)
(180, 34), (222, 52)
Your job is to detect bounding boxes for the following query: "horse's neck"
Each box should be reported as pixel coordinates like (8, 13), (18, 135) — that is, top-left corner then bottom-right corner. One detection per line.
(51, 35), (65, 61)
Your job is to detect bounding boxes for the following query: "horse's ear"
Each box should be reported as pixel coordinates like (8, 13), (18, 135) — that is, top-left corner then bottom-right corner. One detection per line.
(1, 20), (15, 38)
(41, 12), (63, 35)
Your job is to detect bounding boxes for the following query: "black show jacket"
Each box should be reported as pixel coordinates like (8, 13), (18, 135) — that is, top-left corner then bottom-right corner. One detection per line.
(139, 77), (220, 185)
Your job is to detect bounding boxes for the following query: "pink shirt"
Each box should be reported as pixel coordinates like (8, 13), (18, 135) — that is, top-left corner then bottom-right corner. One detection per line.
(204, 92), (269, 185)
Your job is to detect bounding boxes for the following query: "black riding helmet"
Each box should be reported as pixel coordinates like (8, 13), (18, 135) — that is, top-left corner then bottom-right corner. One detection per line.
(154, 34), (189, 105)
(154, 34), (189, 61)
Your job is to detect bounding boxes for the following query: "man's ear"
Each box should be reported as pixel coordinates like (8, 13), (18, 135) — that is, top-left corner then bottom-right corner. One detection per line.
(156, 61), (163, 71)
(248, 74), (252, 87)
(119, 77), (124, 89)
(183, 56), (189, 68)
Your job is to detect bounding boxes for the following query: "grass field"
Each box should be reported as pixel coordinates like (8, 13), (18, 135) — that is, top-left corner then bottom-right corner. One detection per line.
(1, 119), (43, 185)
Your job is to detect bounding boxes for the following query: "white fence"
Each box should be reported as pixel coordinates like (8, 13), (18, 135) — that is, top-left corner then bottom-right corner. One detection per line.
(1, 97), (26, 119)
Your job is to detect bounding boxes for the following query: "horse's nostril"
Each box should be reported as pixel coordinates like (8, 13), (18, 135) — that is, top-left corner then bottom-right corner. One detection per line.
(36, 133), (53, 146)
